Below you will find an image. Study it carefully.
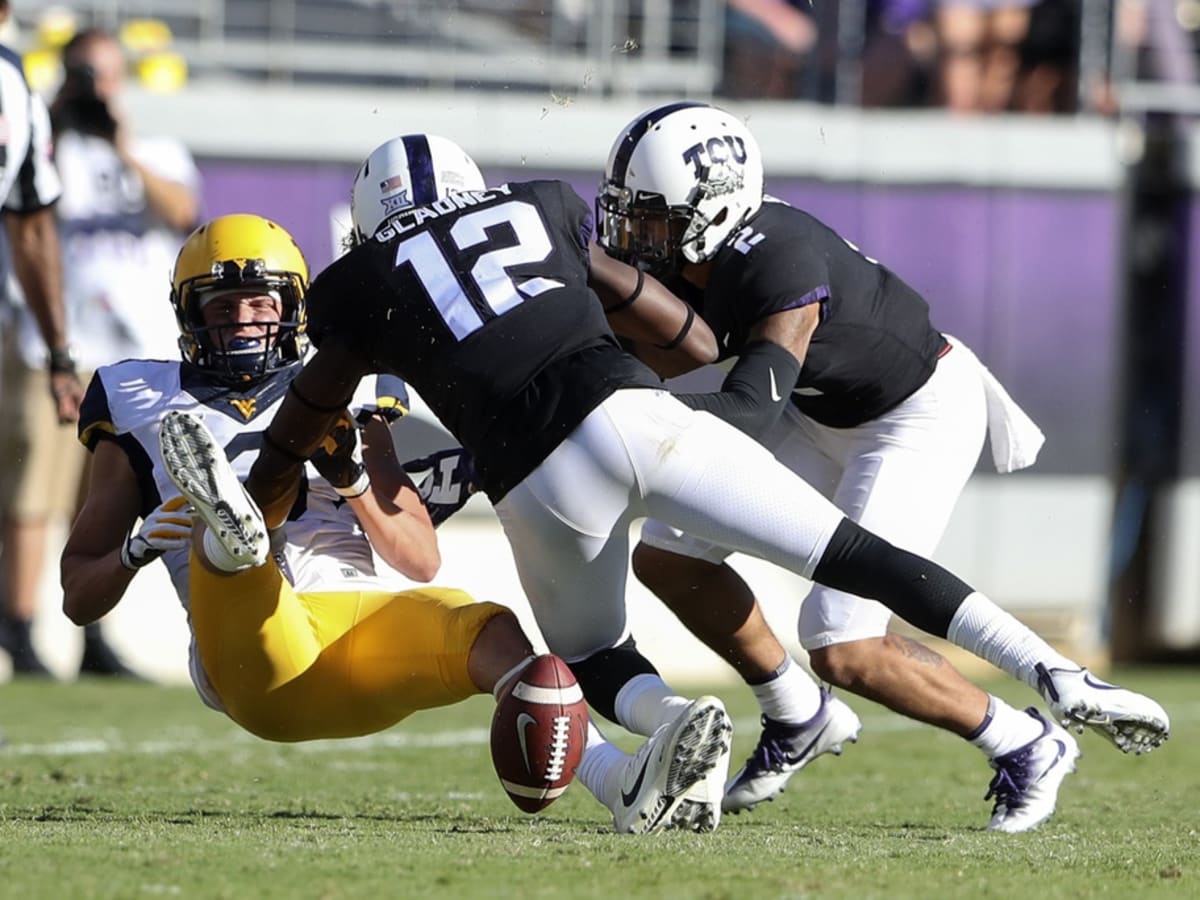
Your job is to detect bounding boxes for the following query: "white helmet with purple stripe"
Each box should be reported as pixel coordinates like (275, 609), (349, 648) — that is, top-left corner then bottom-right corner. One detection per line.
(350, 133), (486, 244)
(597, 102), (764, 274)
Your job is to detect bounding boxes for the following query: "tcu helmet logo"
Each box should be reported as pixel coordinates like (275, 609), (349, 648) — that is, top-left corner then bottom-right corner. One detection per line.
(681, 135), (749, 180)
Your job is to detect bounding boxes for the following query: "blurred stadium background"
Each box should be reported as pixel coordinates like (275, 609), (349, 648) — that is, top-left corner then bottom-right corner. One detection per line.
(2, 0), (1198, 684)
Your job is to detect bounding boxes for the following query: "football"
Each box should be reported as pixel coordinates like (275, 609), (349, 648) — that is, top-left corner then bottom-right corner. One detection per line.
(490, 654), (588, 813)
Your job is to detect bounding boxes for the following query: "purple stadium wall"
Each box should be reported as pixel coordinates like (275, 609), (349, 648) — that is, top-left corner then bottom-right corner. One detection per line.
(198, 160), (1127, 476)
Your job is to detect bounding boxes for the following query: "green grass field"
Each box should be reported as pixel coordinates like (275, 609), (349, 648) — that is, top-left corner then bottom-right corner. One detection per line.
(2, 667), (1197, 900)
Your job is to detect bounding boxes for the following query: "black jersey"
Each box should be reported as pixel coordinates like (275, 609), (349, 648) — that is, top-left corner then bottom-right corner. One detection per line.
(305, 179), (660, 500)
(679, 199), (948, 428)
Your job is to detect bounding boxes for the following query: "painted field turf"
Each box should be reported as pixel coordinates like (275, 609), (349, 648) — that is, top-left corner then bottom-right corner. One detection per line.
(1, 668), (1196, 899)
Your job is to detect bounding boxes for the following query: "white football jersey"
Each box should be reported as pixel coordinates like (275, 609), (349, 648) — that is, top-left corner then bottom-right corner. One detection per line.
(0, 46), (61, 213)
(79, 359), (419, 707)
(13, 130), (200, 368)
(0, 44), (62, 321)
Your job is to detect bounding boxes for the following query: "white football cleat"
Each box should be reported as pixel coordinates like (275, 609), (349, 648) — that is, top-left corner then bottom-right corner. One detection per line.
(159, 410), (268, 572)
(986, 707), (1081, 833)
(723, 688), (861, 814)
(1035, 663), (1170, 754)
(611, 696), (733, 835)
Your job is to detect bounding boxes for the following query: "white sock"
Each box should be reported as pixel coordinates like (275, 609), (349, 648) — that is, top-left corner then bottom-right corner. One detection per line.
(748, 655), (823, 725)
(201, 528), (251, 573)
(576, 719), (625, 809)
(613, 673), (690, 736)
(946, 592), (1079, 691)
(969, 696), (1044, 758)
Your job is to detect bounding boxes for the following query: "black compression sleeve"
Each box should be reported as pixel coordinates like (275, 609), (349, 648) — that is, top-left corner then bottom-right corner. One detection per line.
(812, 519), (973, 637)
(288, 380), (354, 413)
(568, 637), (660, 725)
(261, 427), (309, 464)
(674, 340), (801, 439)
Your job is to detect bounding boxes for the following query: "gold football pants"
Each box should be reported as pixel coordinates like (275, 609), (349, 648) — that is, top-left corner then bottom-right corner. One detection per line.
(189, 556), (507, 741)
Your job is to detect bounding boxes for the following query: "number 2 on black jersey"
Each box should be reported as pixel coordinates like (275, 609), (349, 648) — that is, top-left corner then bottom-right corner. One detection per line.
(391, 200), (565, 340)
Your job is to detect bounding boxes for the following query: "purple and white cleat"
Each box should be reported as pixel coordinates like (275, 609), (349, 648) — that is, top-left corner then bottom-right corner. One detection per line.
(986, 707), (1080, 833)
(1035, 663), (1170, 754)
(722, 688), (861, 814)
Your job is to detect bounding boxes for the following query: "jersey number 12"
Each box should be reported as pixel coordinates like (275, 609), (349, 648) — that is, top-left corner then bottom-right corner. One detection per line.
(392, 200), (565, 340)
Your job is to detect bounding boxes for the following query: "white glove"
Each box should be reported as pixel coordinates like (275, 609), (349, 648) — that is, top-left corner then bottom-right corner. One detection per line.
(120, 496), (194, 570)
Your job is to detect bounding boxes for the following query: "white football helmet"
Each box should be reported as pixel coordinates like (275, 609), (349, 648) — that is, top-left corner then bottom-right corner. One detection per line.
(597, 102), (764, 273)
(350, 133), (486, 244)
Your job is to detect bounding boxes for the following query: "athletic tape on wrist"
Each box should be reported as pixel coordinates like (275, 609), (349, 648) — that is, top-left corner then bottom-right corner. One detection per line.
(334, 470), (371, 499)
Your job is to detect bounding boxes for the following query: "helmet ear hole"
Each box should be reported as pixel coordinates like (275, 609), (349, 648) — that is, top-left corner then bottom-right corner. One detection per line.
(601, 102), (763, 268)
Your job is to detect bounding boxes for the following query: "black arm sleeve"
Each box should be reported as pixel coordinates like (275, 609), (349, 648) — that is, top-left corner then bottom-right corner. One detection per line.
(674, 340), (801, 439)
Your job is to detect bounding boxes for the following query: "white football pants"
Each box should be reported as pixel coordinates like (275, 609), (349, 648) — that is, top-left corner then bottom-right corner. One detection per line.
(493, 388), (845, 661)
(641, 336), (988, 649)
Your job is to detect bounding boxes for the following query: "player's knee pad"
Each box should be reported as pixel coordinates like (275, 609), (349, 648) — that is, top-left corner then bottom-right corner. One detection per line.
(568, 637), (659, 724)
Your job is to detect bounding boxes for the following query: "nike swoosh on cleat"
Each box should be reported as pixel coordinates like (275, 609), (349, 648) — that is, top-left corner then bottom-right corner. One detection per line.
(620, 755), (654, 808)
(1082, 672), (1119, 690)
(769, 367), (782, 403)
(1034, 662), (1060, 703)
(1039, 740), (1068, 780)
(516, 712), (537, 775)
(780, 718), (831, 767)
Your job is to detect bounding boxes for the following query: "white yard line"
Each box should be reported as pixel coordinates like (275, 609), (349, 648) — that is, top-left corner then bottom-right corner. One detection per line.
(5, 703), (1197, 757)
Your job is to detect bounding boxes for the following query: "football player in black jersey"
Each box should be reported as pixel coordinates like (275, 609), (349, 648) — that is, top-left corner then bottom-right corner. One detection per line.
(594, 101), (1171, 827)
(210, 132), (1160, 835)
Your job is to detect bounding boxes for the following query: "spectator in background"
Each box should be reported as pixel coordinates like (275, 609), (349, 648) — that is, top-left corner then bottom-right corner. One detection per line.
(0, 25), (200, 678)
(1012, 0), (1081, 114)
(0, 0), (85, 676)
(721, 0), (818, 99)
(933, 0), (1036, 111)
(861, 0), (939, 107)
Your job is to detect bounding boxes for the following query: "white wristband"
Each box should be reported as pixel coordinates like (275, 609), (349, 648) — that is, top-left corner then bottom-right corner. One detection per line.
(119, 538), (140, 571)
(119, 534), (155, 571)
(334, 471), (371, 499)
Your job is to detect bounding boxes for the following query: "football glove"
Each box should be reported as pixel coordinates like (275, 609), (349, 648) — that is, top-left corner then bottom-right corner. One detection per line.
(400, 447), (479, 527)
(354, 374), (411, 425)
(120, 496), (194, 570)
(310, 408), (371, 498)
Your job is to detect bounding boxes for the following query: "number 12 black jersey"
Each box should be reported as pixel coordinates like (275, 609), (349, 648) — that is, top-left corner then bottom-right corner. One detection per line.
(305, 179), (660, 500)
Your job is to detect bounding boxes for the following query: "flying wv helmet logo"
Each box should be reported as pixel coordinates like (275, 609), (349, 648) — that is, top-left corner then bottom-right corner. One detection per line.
(229, 397), (257, 420)
(379, 174), (411, 216)
(681, 135), (748, 197)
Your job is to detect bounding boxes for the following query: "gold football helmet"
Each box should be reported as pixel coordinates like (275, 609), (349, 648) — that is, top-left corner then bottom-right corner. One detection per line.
(170, 214), (309, 384)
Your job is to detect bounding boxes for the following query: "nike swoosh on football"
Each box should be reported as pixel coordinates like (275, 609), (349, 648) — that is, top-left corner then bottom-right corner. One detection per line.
(619, 754), (654, 807)
(516, 712), (537, 775)
(769, 367), (782, 403)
